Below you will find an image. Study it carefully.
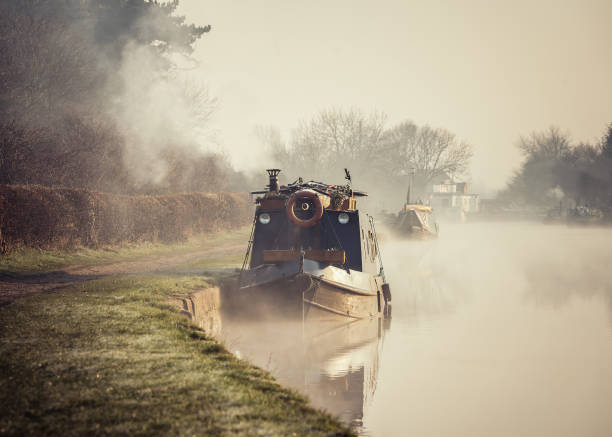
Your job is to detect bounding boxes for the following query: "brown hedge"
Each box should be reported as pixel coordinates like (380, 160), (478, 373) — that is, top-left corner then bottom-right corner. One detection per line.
(0, 185), (253, 254)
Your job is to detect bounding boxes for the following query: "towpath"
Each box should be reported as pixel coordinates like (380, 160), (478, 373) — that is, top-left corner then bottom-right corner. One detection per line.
(0, 243), (245, 306)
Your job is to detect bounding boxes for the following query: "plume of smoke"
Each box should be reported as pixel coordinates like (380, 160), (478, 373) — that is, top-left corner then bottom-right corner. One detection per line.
(110, 41), (218, 186)
(0, 0), (225, 193)
(547, 185), (565, 201)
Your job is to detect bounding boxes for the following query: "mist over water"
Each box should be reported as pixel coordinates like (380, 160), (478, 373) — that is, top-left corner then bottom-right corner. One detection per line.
(369, 222), (612, 436)
(215, 222), (612, 436)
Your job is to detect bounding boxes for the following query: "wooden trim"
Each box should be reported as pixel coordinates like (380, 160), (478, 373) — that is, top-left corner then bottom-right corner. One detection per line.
(341, 198), (356, 210)
(259, 199), (285, 210)
(262, 250), (300, 263)
(304, 249), (345, 264)
(262, 249), (346, 265)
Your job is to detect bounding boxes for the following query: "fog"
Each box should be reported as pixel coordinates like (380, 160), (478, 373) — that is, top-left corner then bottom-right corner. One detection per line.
(211, 221), (612, 436)
(111, 42), (218, 185)
(4, 1), (611, 197)
(178, 0), (612, 195)
(0, 1), (240, 194)
(367, 222), (612, 436)
(3, 2), (612, 435)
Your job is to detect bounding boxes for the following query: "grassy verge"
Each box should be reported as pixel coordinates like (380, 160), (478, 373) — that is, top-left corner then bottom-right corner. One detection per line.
(0, 227), (251, 274)
(0, 275), (353, 436)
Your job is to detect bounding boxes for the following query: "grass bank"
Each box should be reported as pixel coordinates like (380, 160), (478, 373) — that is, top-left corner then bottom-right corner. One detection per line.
(0, 275), (353, 436)
(0, 227), (250, 274)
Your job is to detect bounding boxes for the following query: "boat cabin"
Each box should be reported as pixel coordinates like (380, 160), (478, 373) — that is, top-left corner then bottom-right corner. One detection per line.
(248, 169), (382, 276)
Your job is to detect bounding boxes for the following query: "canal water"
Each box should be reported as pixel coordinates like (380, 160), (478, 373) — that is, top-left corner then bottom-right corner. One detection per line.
(214, 222), (612, 436)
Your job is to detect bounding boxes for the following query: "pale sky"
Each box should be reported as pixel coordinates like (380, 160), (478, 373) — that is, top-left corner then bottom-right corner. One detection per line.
(177, 0), (612, 195)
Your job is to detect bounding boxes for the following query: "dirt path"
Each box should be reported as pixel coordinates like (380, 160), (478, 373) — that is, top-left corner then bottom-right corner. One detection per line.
(0, 243), (245, 306)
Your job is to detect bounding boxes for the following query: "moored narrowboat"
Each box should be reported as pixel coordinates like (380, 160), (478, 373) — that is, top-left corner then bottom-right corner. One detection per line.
(383, 172), (439, 239)
(232, 169), (391, 320)
(393, 203), (439, 238)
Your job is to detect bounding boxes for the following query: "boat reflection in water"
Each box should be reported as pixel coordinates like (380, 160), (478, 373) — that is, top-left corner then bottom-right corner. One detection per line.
(221, 309), (390, 431)
(306, 316), (390, 430)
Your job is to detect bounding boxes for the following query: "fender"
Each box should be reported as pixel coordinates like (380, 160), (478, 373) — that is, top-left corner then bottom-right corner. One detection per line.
(285, 189), (324, 228)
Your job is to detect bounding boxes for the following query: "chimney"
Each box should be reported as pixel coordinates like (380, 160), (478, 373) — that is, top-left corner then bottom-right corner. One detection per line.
(267, 169), (281, 194)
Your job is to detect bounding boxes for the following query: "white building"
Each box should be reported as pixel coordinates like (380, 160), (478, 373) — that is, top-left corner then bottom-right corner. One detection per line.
(428, 178), (479, 220)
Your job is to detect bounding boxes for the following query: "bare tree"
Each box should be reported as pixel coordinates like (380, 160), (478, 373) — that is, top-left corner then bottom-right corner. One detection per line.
(262, 108), (387, 181)
(499, 126), (590, 206)
(381, 121), (473, 194)
(257, 112), (473, 208)
(518, 126), (571, 159)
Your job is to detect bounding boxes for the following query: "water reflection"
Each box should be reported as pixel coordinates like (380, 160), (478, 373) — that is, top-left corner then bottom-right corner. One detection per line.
(383, 236), (470, 321)
(219, 312), (390, 432)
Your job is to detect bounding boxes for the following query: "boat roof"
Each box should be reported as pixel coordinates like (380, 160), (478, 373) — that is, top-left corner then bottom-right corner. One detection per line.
(251, 179), (368, 197)
(404, 204), (433, 213)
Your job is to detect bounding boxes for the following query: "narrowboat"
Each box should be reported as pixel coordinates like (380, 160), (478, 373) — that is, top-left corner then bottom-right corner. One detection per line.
(231, 169), (391, 320)
(392, 203), (439, 238)
(383, 176), (438, 238)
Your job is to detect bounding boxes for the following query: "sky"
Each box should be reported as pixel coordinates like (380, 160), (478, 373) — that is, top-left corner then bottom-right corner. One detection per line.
(177, 0), (612, 195)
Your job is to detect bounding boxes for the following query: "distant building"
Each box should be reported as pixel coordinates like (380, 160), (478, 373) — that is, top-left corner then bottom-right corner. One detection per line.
(427, 176), (479, 220)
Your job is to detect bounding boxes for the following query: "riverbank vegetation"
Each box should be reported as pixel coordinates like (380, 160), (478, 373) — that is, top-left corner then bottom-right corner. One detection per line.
(0, 275), (354, 436)
(497, 123), (612, 213)
(0, 185), (251, 255)
(0, 1), (250, 194)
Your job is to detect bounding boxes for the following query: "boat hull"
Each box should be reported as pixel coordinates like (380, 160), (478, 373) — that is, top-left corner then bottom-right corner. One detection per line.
(225, 259), (386, 320)
(394, 208), (438, 239)
(305, 275), (383, 319)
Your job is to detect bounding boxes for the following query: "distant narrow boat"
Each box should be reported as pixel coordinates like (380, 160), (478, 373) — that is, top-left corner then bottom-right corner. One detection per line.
(228, 169), (391, 320)
(393, 204), (439, 239)
(383, 173), (438, 239)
